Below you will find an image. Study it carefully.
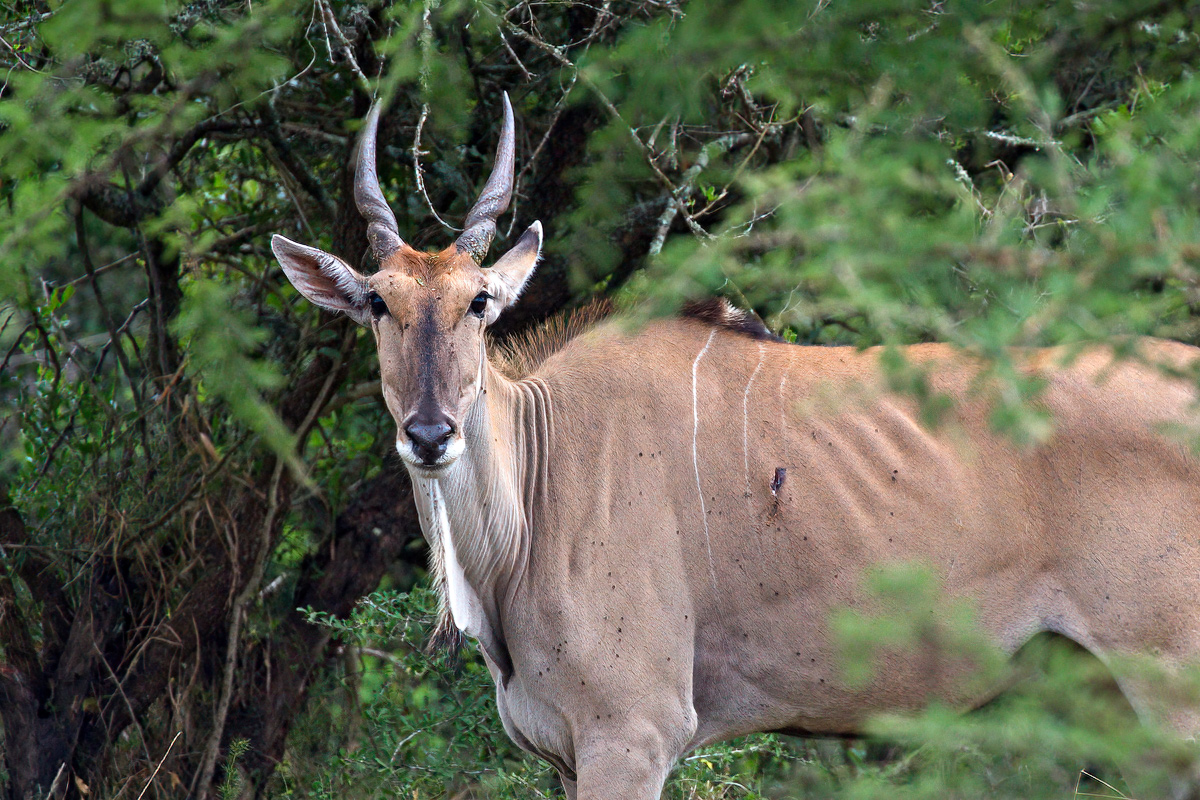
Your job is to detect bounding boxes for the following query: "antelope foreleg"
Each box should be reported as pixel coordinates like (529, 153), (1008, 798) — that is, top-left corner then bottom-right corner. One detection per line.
(573, 721), (690, 800)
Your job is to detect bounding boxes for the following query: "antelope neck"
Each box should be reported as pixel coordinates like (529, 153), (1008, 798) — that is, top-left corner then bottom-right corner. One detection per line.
(408, 361), (551, 662)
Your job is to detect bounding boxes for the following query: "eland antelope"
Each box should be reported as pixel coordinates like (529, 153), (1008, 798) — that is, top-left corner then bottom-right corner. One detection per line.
(272, 95), (1200, 798)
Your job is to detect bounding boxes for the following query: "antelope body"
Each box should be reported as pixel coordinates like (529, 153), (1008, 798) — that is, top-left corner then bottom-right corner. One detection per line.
(272, 96), (1200, 798)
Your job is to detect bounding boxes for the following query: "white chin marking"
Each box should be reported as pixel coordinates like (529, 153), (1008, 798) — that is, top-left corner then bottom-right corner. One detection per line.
(443, 436), (466, 462)
(395, 436), (467, 471)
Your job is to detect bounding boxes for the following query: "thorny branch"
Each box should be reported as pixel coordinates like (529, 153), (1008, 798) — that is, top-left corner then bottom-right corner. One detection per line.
(647, 128), (783, 256)
(316, 0), (373, 97)
(503, 9), (786, 257)
(501, 18), (681, 188)
(261, 99), (338, 220)
(0, 33), (45, 74)
(412, 104), (462, 232)
(75, 206), (146, 411)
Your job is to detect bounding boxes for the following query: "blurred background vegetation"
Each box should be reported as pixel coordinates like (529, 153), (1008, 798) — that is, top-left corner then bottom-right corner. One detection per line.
(1, 0), (1199, 797)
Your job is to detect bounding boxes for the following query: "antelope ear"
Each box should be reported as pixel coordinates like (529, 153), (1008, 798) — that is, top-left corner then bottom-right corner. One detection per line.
(271, 235), (371, 325)
(484, 222), (541, 319)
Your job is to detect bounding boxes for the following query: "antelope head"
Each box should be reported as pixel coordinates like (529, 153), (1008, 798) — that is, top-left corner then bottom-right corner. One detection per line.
(271, 94), (541, 472)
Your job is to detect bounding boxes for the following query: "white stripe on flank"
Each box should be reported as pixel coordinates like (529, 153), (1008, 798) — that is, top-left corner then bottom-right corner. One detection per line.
(779, 348), (794, 435)
(743, 343), (765, 501)
(692, 329), (719, 593)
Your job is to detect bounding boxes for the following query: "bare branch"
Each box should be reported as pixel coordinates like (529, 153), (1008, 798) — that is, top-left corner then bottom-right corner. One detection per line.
(193, 324), (352, 799)
(412, 104), (462, 233)
(648, 130), (780, 256)
(260, 99), (337, 220)
(0, 34), (45, 74)
(316, 0), (372, 97)
(136, 119), (246, 198)
(498, 29), (534, 81)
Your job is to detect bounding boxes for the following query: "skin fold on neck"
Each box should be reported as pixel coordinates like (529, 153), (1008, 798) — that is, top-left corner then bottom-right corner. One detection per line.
(407, 360), (550, 678)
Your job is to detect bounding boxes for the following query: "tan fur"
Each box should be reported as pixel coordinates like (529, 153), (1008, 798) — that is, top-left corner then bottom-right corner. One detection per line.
(274, 161), (1200, 800)
(367, 264), (1200, 796)
(485, 320), (1200, 798)
(278, 220), (1200, 796)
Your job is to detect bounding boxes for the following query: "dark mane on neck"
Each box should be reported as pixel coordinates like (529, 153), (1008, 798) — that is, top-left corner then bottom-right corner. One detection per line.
(491, 297), (783, 379)
(491, 299), (615, 379)
(681, 298), (784, 343)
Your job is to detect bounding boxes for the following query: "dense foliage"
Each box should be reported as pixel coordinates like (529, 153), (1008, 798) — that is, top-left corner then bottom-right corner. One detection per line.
(1, 0), (1198, 797)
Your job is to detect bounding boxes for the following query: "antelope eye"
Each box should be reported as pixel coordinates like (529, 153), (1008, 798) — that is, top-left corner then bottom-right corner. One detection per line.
(468, 292), (491, 319)
(368, 291), (388, 318)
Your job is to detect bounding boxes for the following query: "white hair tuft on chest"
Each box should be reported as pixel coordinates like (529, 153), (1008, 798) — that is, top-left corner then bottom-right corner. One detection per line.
(428, 481), (485, 638)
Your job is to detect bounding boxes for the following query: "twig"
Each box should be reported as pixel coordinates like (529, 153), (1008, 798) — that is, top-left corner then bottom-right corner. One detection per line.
(258, 574), (285, 599)
(498, 29), (533, 80)
(260, 98), (337, 220)
(64, 252), (139, 287)
(0, 33), (45, 74)
(0, 11), (55, 36)
(647, 197), (681, 257)
(389, 727), (423, 764)
(508, 0), (607, 199)
(505, 12), (776, 255)
(673, 197), (716, 240)
(316, 0), (372, 97)
(138, 442), (238, 533)
(76, 205), (146, 412)
(94, 641), (153, 767)
(48, 762), (67, 799)
(418, 0), (435, 90)
(0, 322), (33, 375)
(196, 1), (321, 121)
(191, 463), (284, 800)
(648, 131), (767, 256)
(947, 157), (991, 217)
(645, 115), (670, 150)
(280, 121), (349, 145)
(264, 147), (316, 240)
(192, 327), (352, 799)
(666, 115), (680, 171)
(135, 732), (182, 800)
(135, 118), (246, 199)
(502, 20), (678, 194)
(685, 122), (782, 225)
(27, 409), (77, 493)
(727, 203), (778, 239)
(1074, 768), (1132, 798)
(412, 104), (462, 232)
(508, 68), (579, 237)
(515, 65), (577, 185)
(506, 12), (734, 253)
(115, 299), (150, 337)
(984, 128), (1061, 150)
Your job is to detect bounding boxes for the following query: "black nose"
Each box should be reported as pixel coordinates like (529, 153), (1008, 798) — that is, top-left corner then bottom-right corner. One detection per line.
(405, 419), (455, 464)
